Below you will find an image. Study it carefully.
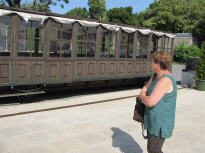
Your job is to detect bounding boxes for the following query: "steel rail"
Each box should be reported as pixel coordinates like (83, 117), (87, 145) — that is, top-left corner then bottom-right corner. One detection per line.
(0, 95), (138, 118)
(0, 87), (184, 119)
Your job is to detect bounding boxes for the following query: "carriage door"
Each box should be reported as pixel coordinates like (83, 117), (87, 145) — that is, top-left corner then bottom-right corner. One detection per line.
(0, 15), (12, 85)
(47, 20), (73, 83)
(15, 17), (44, 84)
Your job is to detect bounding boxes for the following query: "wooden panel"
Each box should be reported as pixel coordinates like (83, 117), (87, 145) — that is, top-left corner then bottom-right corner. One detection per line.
(143, 61), (152, 74)
(135, 62), (141, 73)
(118, 61), (126, 76)
(47, 62), (59, 82)
(31, 61), (44, 82)
(143, 62), (148, 73)
(86, 61), (96, 77)
(108, 61), (116, 77)
(0, 61), (12, 83)
(149, 62), (153, 73)
(74, 61), (86, 79)
(62, 62), (72, 81)
(15, 61), (30, 82)
(127, 62), (133, 75)
(98, 61), (107, 78)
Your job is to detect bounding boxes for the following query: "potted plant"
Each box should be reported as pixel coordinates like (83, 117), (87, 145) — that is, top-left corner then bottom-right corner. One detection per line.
(196, 42), (205, 91)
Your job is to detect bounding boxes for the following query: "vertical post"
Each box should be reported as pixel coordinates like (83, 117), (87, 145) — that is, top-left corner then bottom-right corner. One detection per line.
(72, 22), (78, 59)
(43, 19), (51, 84)
(133, 31), (138, 59)
(12, 15), (19, 84)
(161, 36), (165, 51)
(148, 33), (152, 60)
(10, 15), (16, 58)
(115, 29), (121, 59)
(170, 38), (175, 73)
(96, 26), (101, 60)
(171, 38), (174, 59)
(72, 22), (79, 80)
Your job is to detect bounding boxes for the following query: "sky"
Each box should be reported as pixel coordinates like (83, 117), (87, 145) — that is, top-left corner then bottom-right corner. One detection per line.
(50, 0), (154, 14)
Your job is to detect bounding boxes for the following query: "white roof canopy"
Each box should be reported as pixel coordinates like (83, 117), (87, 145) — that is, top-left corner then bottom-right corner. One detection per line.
(0, 8), (175, 38)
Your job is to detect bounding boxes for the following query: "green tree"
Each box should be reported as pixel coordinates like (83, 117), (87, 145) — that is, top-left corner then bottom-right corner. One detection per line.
(136, 11), (146, 27)
(66, 7), (88, 18)
(141, 0), (205, 33)
(21, 1), (51, 11)
(106, 7), (138, 26)
(193, 13), (205, 46)
(0, 0), (69, 10)
(88, 0), (106, 20)
(197, 42), (205, 79)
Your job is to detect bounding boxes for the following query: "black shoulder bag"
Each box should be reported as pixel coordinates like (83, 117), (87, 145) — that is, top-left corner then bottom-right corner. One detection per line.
(133, 96), (147, 139)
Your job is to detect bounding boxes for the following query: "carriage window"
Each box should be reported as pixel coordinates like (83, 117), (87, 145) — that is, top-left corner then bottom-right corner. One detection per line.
(136, 33), (148, 59)
(157, 37), (163, 52)
(164, 37), (171, 54)
(0, 15), (11, 56)
(62, 24), (72, 57)
(128, 33), (134, 58)
(142, 35), (149, 58)
(100, 28), (116, 58)
(49, 21), (72, 57)
(136, 33), (142, 58)
(49, 22), (60, 57)
(18, 19), (43, 57)
(77, 26), (87, 57)
(77, 25), (96, 57)
(120, 31), (133, 58)
(151, 35), (158, 53)
(120, 31), (127, 58)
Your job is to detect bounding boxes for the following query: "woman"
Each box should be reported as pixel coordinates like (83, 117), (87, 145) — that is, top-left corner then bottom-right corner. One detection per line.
(139, 51), (177, 153)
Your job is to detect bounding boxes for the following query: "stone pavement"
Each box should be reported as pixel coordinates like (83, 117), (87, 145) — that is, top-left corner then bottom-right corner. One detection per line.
(0, 87), (204, 153)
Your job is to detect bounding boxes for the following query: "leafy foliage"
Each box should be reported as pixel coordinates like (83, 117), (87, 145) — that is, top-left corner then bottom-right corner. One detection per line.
(106, 7), (138, 26)
(197, 42), (205, 79)
(174, 43), (201, 63)
(141, 0), (205, 33)
(88, 0), (106, 20)
(66, 7), (88, 18)
(193, 13), (205, 46)
(21, 1), (50, 11)
(1, 0), (69, 11)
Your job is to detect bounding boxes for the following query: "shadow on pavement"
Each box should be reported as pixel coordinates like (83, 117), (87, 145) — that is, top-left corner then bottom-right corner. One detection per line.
(111, 127), (143, 153)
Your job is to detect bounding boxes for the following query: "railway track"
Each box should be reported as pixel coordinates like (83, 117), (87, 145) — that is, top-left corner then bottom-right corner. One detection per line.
(0, 87), (183, 119)
(0, 94), (138, 118)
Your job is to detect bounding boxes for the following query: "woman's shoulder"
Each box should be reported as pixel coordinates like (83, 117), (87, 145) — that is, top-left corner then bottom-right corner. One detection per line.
(158, 74), (175, 93)
(158, 76), (173, 85)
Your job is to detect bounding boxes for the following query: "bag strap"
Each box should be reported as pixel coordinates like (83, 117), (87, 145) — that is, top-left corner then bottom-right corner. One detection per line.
(141, 122), (148, 139)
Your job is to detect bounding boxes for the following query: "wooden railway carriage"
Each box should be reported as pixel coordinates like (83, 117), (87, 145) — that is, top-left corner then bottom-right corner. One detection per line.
(0, 6), (175, 92)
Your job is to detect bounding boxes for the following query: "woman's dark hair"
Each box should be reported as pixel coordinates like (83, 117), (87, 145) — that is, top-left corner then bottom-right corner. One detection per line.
(151, 51), (172, 70)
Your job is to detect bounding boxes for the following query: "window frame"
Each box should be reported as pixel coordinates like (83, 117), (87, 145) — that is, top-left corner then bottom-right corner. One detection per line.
(17, 18), (43, 57)
(49, 20), (72, 58)
(164, 37), (172, 54)
(100, 28), (116, 58)
(136, 33), (149, 59)
(119, 30), (134, 58)
(0, 15), (11, 57)
(76, 24), (96, 58)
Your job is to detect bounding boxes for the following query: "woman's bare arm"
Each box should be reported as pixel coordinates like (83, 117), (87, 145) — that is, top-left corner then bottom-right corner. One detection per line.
(140, 77), (173, 107)
(139, 76), (153, 99)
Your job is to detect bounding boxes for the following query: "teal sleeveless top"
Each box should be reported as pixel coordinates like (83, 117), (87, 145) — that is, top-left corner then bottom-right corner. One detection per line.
(144, 73), (177, 138)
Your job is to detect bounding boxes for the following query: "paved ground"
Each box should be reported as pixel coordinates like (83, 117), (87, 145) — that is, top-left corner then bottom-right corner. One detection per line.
(0, 87), (204, 153)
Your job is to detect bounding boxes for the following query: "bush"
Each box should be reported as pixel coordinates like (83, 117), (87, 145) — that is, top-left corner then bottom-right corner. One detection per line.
(197, 42), (205, 79)
(174, 43), (201, 63)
